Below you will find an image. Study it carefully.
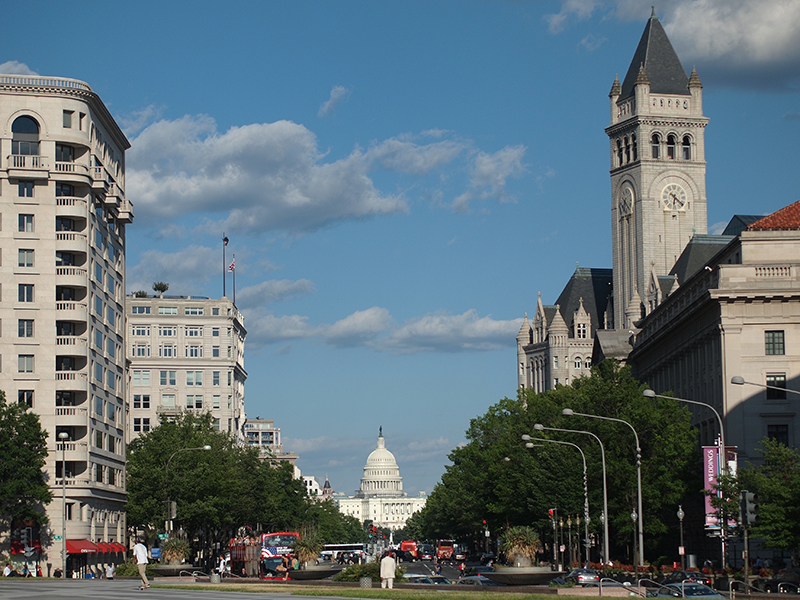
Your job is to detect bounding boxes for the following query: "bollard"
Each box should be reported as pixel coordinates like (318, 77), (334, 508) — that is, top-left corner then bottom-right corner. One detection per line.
(210, 573), (221, 584)
(359, 576), (373, 588)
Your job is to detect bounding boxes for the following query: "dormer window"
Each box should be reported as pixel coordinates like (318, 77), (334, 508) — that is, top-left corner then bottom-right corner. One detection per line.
(577, 323), (587, 339)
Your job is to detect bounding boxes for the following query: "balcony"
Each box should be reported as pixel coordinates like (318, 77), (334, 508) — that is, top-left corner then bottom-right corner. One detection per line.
(156, 406), (182, 416)
(104, 183), (121, 208)
(55, 266), (87, 286)
(53, 161), (89, 175)
(117, 198), (134, 223)
(56, 301), (88, 321)
(55, 231), (88, 252)
(56, 336), (88, 356)
(55, 406), (88, 426)
(55, 370), (88, 391)
(7, 154), (49, 178)
(55, 197), (88, 218)
(90, 165), (109, 191)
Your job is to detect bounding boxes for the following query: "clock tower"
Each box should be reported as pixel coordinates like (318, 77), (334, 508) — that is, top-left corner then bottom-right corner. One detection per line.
(606, 9), (708, 329)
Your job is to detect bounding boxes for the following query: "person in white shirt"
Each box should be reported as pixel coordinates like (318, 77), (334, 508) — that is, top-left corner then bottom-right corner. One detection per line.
(380, 552), (396, 589)
(133, 539), (149, 589)
(3, 564), (12, 577)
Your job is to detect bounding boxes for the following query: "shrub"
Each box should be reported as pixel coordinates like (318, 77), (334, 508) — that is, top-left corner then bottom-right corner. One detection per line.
(334, 560), (405, 582)
(161, 537), (190, 563)
(499, 525), (541, 565)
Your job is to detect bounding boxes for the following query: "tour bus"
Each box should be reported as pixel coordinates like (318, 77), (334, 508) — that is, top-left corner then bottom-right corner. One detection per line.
(229, 531), (300, 578)
(321, 542), (366, 562)
(437, 539), (455, 560)
(400, 540), (418, 559)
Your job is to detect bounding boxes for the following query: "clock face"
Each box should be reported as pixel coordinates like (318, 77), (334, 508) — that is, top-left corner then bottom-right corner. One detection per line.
(619, 186), (633, 216)
(662, 183), (687, 210)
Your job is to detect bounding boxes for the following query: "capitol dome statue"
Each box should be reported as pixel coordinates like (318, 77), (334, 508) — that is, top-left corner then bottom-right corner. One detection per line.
(335, 427), (427, 530)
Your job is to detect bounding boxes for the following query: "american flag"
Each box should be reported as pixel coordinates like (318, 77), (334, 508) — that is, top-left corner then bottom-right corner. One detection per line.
(223, 236), (229, 246)
(228, 258), (235, 271)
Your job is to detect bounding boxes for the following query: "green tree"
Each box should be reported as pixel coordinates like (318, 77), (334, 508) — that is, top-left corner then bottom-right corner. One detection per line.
(418, 362), (696, 561)
(740, 438), (800, 566)
(0, 391), (52, 529)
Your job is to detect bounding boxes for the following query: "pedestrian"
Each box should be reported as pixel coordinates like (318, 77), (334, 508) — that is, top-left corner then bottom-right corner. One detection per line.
(105, 563), (115, 579)
(3, 564), (11, 577)
(380, 551), (396, 589)
(36, 564), (43, 578)
(133, 537), (150, 589)
(459, 561), (465, 578)
(436, 563), (442, 575)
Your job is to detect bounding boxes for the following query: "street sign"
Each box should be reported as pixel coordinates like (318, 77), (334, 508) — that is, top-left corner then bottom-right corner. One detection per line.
(678, 546), (685, 556)
(53, 535), (62, 541)
(158, 533), (168, 540)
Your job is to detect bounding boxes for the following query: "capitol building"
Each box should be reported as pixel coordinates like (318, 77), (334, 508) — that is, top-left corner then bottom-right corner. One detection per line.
(336, 428), (426, 530)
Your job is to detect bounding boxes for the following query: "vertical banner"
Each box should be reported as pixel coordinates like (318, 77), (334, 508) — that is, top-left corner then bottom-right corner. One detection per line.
(703, 446), (719, 528)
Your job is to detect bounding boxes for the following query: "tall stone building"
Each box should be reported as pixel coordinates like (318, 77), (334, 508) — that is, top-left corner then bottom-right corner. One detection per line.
(125, 295), (247, 442)
(0, 74), (133, 572)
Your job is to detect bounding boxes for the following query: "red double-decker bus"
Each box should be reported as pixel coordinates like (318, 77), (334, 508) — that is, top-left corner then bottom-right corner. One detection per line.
(229, 531), (300, 578)
(437, 539), (455, 560)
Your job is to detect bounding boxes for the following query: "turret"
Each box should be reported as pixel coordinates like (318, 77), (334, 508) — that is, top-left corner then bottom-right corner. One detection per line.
(609, 75), (621, 125)
(634, 63), (650, 116)
(688, 67), (703, 116)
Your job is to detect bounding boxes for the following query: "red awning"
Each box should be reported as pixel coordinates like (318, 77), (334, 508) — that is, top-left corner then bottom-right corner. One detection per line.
(66, 539), (99, 554)
(111, 542), (126, 553)
(96, 542), (110, 553)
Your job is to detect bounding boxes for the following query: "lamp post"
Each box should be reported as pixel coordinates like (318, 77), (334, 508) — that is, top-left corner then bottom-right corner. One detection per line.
(731, 375), (800, 398)
(575, 514), (582, 567)
(631, 510), (638, 580)
(567, 515), (573, 568)
(523, 435), (590, 569)
(599, 512), (605, 567)
(563, 408), (644, 566)
(533, 423), (610, 569)
(164, 445), (212, 533)
(643, 389), (728, 566)
(677, 505), (685, 569)
(58, 431), (69, 576)
(559, 518), (564, 570)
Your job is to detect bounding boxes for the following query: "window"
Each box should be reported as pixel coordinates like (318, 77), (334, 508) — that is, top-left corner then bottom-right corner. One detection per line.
(133, 394), (151, 409)
(159, 326), (176, 336)
(94, 363), (103, 383)
(212, 308), (220, 315)
(186, 395), (203, 410)
(667, 134), (676, 159)
(133, 343), (149, 357)
(213, 371), (220, 386)
(133, 418), (142, 432)
(96, 464), (104, 483)
(95, 395), (104, 415)
(186, 326), (203, 337)
(94, 296), (103, 315)
(185, 307), (204, 315)
(18, 319), (34, 338)
(94, 263), (103, 282)
(682, 136), (691, 160)
(227, 346), (232, 358)
(227, 371), (232, 386)
(142, 418), (151, 432)
(574, 357), (582, 369)
(132, 370), (151, 386)
(624, 136), (630, 163)
(96, 430), (104, 448)
(95, 329), (103, 349)
(132, 325), (150, 336)
(213, 395), (220, 409)
(186, 345), (202, 358)
(651, 134), (660, 159)
(158, 306), (177, 315)
(56, 251), (75, 266)
(107, 274), (115, 295)
(18, 390), (34, 407)
(616, 139), (623, 166)
(576, 323), (587, 339)
(55, 144), (74, 162)
(17, 355), (34, 373)
(767, 424), (789, 446)
(107, 338), (115, 358)
(107, 403), (115, 421)
(18, 182), (34, 198)
(161, 394), (176, 407)
(55, 183), (74, 197)
(212, 327), (220, 337)
(765, 331), (785, 355)
(18, 214), (34, 232)
(131, 305), (151, 315)
(212, 346), (220, 357)
(160, 370), (176, 386)
(766, 374), (787, 400)
(63, 110), (73, 128)
(159, 344), (176, 357)
(95, 230), (104, 251)
(186, 371), (203, 386)
(107, 306), (115, 327)
(631, 134), (637, 161)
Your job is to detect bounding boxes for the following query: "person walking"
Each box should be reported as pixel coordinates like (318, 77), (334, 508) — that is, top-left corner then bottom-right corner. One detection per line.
(380, 551), (396, 589)
(105, 563), (115, 580)
(133, 538), (149, 589)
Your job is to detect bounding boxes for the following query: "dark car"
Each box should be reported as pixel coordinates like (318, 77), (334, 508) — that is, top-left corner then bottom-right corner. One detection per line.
(457, 575), (506, 586)
(466, 565), (495, 576)
(652, 583), (724, 598)
(753, 568), (800, 594)
(565, 568), (600, 586)
(660, 571), (712, 587)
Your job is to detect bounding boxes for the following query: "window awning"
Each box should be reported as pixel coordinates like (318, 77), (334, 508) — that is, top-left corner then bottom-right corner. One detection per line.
(96, 542), (111, 553)
(66, 539), (99, 554)
(110, 542), (126, 553)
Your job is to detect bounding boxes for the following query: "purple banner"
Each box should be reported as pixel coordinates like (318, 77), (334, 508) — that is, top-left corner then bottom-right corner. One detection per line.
(703, 446), (719, 528)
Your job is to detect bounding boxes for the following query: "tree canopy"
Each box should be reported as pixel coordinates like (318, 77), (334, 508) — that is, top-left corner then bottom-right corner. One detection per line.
(0, 391), (51, 529)
(418, 362), (697, 561)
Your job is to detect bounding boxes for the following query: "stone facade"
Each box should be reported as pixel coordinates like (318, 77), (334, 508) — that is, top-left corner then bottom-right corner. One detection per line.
(125, 295), (247, 442)
(0, 74), (133, 569)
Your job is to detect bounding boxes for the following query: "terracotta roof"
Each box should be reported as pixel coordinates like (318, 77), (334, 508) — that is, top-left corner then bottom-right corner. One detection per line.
(747, 200), (800, 231)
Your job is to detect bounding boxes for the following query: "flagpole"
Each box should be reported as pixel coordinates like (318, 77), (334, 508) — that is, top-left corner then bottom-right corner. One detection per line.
(222, 233), (228, 297)
(232, 254), (236, 306)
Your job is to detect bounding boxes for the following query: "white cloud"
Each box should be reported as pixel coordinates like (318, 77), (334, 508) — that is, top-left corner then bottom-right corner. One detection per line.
(709, 220), (728, 235)
(0, 61), (38, 75)
(118, 104), (164, 136)
(318, 85), (350, 117)
(383, 310), (521, 354)
(365, 137), (466, 175)
(242, 311), (319, 347)
(322, 307), (393, 348)
(235, 279), (316, 310)
(127, 245), (220, 294)
(452, 145), (527, 212)
(127, 115), (408, 234)
(545, 0), (602, 33)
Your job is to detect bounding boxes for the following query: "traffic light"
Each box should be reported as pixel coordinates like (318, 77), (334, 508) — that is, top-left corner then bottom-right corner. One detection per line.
(169, 501), (177, 520)
(743, 491), (759, 526)
(548, 509), (554, 520)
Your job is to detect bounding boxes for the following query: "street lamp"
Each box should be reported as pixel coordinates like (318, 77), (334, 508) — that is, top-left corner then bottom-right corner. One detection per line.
(523, 435), (590, 568)
(164, 445), (212, 533)
(532, 423), (610, 568)
(58, 431), (69, 576)
(677, 505), (685, 569)
(643, 389), (728, 565)
(631, 510), (638, 580)
(731, 375), (800, 398)
(567, 515), (573, 568)
(563, 408), (644, 566)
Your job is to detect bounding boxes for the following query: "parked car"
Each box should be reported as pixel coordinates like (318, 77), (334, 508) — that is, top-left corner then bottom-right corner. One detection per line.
(651, 583), (723, 598)
(753, 568), (800, 594)
(466, 565), (495, 576)
(660, 571), (712, 587)
(457, 575), (506, 586)
(564, 568), (600, 586)
(403, 574), (453, 585)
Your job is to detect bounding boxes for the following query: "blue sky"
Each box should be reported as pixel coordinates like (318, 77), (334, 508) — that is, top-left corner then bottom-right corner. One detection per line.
(3, 0), (800, 497)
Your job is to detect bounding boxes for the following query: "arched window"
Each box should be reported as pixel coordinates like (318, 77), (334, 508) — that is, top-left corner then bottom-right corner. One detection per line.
(631, 134), (638, 161)
(682, 136), (691, 160)
(651, 134), (660, 159)
(667, 135), (676, 160)
(12, 115), (40, 156)
(616, 139), (623, 166)
(624, 137), (630, 163)
(574, 357), (582, 369)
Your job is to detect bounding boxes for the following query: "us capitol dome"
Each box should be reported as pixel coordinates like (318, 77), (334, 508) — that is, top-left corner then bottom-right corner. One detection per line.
(336, 427), (427, 530)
